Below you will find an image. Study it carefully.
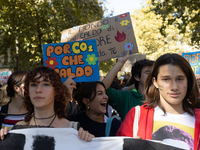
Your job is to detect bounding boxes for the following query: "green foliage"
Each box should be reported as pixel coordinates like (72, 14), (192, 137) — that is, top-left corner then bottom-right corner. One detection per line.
(0, 0), (104, 71)
(131, 3), (191, 60)
(99, 58), (116, 75)
(150, 0), (200, 45)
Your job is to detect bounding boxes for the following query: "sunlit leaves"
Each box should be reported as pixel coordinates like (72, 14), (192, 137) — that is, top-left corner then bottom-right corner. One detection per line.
(0, 0), (104, 71)
(150, 0), (200, 45)
(131, 3), (191, 60)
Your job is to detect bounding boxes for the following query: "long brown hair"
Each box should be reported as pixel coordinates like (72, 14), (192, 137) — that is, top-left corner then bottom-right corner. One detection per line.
(24, 66), (66, 122)
(7, 71), (27, 97)
(144, 53), (199, 115)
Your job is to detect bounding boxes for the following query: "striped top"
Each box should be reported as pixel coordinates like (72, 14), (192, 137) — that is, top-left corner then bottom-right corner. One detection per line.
(0, 106), (27, 130)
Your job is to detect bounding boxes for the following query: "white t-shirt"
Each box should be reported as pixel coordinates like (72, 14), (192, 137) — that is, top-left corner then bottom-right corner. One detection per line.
(152, 106), (195, 150)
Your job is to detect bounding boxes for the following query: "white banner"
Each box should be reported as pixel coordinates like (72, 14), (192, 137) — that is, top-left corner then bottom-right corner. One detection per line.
(0, 128), (182, 150)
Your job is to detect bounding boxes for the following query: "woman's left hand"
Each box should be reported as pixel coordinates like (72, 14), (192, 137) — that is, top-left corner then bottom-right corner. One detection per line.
(78, 127), (95, 142)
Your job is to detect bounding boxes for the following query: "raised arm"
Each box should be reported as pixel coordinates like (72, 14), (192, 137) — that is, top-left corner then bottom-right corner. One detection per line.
(63, 76), (76, 106)
(103, 50), (130, 89)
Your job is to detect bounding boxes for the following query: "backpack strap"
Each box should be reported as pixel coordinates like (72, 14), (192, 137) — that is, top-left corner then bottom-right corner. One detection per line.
(133, 105), (140, 137)
(105, 117), (114, 137)
(0, 103), (9, 129)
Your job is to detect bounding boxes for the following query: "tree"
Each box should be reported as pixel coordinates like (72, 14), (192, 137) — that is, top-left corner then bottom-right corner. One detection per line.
(131, 3), (191, 60)
(0, 0), (104, 71)
(149, 0), (200, 46)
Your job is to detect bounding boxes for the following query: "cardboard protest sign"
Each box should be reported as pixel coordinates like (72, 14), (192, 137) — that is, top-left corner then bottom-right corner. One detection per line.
(121, 53), (146, 72)
(61, 12), (138, 62)
(182, 51), (200, 74)
(0, 128), (182, 150)
(43, 39), (99, 83)
(0, 70), (12, 85)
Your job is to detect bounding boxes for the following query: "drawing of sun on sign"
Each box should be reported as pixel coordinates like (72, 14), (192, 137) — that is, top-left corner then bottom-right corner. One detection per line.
(43, 39), (99, 83)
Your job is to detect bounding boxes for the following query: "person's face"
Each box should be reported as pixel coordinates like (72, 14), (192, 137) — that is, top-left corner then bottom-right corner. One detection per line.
(29, 75), (55, 109)
(18, 83), (25, 97)
(88, 84), (108, 115)
(153, 65), (188, 112)
(14, 83), (25, 98)
(138, 66), (152, 87)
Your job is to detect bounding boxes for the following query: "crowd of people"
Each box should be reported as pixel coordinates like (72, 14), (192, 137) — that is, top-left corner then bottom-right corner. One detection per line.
(0, 51), (200, 149)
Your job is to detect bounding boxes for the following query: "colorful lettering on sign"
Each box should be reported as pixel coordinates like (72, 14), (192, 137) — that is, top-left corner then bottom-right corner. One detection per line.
(182, 52), (200, 74)
(54, 66), (93, 78)
(46, 42), (93, 57)
(43, 40), (99, 83)
(191, 66), (198, 74)
(183, 53), (200, 63)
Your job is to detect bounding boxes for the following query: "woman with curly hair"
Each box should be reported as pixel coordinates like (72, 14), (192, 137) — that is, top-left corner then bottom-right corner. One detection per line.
(0, 66), (94, 142)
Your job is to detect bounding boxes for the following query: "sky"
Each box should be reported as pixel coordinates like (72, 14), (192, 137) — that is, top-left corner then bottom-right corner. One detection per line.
(104, 0), (145, 16)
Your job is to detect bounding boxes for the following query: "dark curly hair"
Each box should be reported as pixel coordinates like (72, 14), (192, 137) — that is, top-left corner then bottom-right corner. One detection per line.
(7, 71), (27, 97)
(24, 66), (66, 122)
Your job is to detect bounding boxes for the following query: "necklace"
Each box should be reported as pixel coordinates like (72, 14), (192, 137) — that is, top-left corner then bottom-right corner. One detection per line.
(34, 113), (55, 119)
(34, 114), (56, 127)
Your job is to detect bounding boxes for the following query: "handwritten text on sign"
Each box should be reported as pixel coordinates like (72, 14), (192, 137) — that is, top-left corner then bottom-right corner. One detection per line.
(61, 12), (138, 62)
(43, 39), (99, 83)
(182, 51), (200, 74)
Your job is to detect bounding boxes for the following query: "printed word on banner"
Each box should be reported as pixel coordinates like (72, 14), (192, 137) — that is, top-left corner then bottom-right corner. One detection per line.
(43, 39), (99, 83)
(182, 51), (200, 74)
(61, 12), (138, 62)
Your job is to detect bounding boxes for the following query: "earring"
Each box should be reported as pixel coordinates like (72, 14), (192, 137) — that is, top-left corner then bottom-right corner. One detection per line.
(187, 99), (192, 104)
(86, 105), (90, 110)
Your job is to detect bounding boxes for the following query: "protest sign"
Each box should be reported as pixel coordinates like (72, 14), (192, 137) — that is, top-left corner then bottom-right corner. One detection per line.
(43, 39), (99, 83)
(0, 70), (12, 85)
(182, 51), (200, 74)
(0, 128), (182, 150)
(61, 12), (138, 62)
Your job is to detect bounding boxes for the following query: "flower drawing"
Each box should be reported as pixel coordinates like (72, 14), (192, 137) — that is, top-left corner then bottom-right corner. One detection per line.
(62, 34), (69, 39)
(45, 57), (58, 69)
(102, 24), (109, 30)
(120, 13), (128, 18)
(125, 42), (133, 50)
(86, 54), (98, 65)
(115, 30), (126, 42)
(120, 20), (130, 26)
(73, 26), (79, 30)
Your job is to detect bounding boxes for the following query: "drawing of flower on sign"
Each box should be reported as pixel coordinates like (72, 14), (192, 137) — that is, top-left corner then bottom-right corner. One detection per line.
(73, 26), (79, 30)
(86, 54), (98, 65)
(45, 57), (58, 69)
(125, 42), (133, 50)
(102, 24), (109, 30)
(120, 13), (128, 18)
(120, 20), (130, 26)
(62, 34), (69, 39)
(115, 30), (126, 42)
